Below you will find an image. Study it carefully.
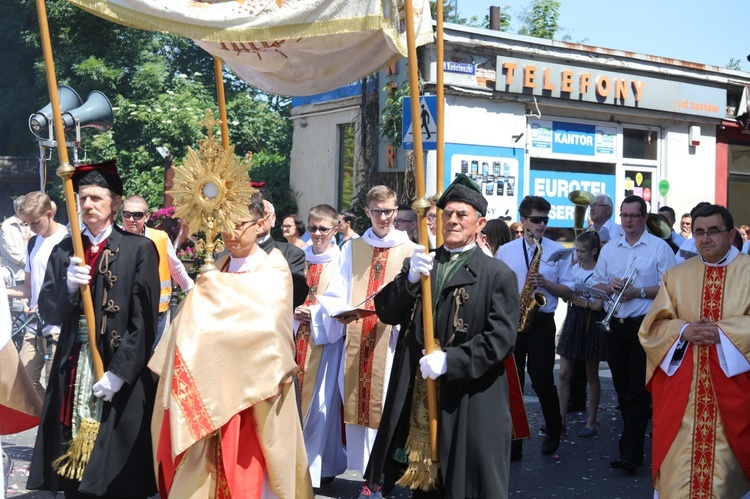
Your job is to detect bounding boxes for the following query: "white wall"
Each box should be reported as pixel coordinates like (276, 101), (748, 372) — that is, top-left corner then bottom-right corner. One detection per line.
(290, 101), (359, 217)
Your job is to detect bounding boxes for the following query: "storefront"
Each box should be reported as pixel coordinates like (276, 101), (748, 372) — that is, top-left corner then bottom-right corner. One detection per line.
(290, 23), (750, 229)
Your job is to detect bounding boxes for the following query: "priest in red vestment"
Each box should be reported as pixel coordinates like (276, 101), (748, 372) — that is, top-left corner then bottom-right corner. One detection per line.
(640, 204), (750, 498)
(150, 193), (313, 498)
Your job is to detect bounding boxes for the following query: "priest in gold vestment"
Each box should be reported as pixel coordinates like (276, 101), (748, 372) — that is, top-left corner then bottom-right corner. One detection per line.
(640, 204), (750, 498)
(150, 194), (313, 498)
(322, 185), (416, 496)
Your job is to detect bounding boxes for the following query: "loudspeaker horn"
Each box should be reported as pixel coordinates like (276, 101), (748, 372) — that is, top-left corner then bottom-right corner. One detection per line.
(29, 85), (83, 132)
(62, 91), (113, 131)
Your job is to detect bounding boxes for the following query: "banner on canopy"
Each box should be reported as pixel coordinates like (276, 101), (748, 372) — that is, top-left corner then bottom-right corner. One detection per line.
(67, 0), (434, 96)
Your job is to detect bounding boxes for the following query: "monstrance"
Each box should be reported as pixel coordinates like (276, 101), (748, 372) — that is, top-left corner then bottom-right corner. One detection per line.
(167, 110), (257, 272)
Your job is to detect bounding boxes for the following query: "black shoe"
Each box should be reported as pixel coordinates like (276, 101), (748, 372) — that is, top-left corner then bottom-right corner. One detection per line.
(511, 440), (523, 461)
(541, 434), (560, 455)
(610, 459), (637, 475)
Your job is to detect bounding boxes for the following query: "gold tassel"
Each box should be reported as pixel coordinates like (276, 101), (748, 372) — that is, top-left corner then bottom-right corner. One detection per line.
(395, 372), (440, 491)
(52, 418), (100, 481)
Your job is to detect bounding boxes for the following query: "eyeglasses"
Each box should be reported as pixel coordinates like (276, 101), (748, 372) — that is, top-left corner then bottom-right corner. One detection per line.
(620, 213), (644, 220)
(526, 216), (549, 224)
(427, 214), (436, 223)
(393, 218), (415, 226)
(693, 228), (728, 238)
(307, 225), (334, 235)
(369, 208), (396, 218)
(234, 219), (259, 231)
(590, 203), (610, 208)
(123, 211), (146, 220)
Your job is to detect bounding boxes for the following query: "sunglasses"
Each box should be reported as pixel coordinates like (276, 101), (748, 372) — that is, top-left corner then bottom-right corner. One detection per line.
(123, 211), (146, 220)
(307, 225), (333, 235)
(515, 230), (525, 234)
(526, 216), (549, 224)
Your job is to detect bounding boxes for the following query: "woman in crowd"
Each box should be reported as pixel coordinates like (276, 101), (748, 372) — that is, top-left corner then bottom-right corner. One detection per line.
(556, 231), (606, 437)
(509, 221), (524, 239)
(282, 214), (308, 249)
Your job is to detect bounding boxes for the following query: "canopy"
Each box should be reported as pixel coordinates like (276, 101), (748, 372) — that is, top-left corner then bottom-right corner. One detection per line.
(68, 0), (434, 96)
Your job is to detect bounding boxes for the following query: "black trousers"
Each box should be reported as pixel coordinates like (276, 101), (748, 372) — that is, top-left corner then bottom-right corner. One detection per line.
(607, 317), (651, 465)
(513, 312), (562, 440)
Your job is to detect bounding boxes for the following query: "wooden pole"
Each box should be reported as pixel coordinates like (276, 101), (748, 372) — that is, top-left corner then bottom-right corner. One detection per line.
(214, 57), (230, 151)
(435, 0), (445, 248)
(35, 0), (103, 380)
(404, 0), (439, 463)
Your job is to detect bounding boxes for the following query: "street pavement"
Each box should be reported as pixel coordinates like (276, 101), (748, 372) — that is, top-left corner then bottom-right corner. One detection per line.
(3, 362), (654, 498)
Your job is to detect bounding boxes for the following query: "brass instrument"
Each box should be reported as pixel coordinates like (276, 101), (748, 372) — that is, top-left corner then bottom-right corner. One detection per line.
(646, 213), (672, 239)
(568, 190), (596, 237)
(518, 229), (547, 333)
(596, 256), (638, 332)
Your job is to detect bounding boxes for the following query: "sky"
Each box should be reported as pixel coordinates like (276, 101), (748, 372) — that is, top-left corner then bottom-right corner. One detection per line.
(458, 0), (748, 71)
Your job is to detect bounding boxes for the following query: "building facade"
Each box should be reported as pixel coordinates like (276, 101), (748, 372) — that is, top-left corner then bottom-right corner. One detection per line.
(290, 23), (750, 229)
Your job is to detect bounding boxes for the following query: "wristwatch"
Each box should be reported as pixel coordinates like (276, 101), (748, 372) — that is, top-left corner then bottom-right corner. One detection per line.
(639, 287), (646, 299)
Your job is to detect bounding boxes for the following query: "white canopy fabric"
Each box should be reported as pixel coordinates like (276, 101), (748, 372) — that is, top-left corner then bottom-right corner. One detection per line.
(67, 0), (434, 96)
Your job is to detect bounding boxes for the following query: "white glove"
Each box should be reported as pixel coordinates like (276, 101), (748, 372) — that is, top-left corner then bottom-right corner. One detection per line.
(407, 246), (435, 284)
(92, 371), (125, 402)
(66, 256), (91, 294)
(419, 350), (447, 379)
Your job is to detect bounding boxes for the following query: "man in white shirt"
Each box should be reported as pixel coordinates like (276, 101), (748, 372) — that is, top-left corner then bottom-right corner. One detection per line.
(1, 196), (29, 284)
(6, 192), (68, 400)
(498, 195), (574, 459)
(658, 205), (686, 251)
(592, 195), (676, 476)
(589, 194), (623, 244)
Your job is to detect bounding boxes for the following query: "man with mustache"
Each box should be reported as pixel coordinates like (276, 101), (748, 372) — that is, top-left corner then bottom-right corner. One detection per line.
(27, 160), (161, 498)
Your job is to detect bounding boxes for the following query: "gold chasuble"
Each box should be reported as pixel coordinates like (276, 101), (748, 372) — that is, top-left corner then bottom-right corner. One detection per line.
(150, 250), (313, 499)
(640, 255), (750, 498)
(344, 237), (414, 429)
(296, 261), (335, 418)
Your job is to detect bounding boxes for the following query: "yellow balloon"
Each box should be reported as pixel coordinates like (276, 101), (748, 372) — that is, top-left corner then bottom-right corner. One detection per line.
(636, 172), (643, 186)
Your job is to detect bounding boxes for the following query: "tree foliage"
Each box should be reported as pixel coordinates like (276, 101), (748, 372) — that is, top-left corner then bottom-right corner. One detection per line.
(518, 0), (561, 40)
(0, 0), (295, 214)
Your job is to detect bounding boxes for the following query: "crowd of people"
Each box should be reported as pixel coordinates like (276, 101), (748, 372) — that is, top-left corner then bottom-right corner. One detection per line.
(1, 164), (749, 499)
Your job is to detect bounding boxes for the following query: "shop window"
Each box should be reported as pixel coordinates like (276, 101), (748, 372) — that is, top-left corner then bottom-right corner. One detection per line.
(338, 123), (355, 209)
(623, 128), (658, 160)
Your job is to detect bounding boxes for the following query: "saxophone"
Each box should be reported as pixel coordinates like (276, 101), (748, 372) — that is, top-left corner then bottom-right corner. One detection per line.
(518, 229), (548, 333)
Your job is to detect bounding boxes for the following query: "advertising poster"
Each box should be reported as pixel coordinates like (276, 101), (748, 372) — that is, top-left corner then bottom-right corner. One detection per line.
(529, 119), (617, 161)
(624, 169), (654, 212)
(445, 143), (524, 221)
(528, 169), (616, 228)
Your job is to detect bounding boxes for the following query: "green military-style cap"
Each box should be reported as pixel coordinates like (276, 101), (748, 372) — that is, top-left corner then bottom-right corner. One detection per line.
(436, 173), (488, 216)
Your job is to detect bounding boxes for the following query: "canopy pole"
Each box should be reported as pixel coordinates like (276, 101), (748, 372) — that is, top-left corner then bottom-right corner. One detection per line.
(404, 0), (439, 463)
(435, 0), (445, 248)
(214, 57), (230, 151)
(35, 0), (103, 380)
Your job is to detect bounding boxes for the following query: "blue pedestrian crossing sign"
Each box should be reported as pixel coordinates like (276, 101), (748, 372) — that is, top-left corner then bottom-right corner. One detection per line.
(402, 96), (437, 150)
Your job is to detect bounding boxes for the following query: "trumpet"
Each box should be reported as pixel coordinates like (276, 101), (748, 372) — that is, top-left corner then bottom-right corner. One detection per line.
(596, 257), (638, 332)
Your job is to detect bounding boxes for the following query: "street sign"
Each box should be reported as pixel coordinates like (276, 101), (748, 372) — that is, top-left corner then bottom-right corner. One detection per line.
(402, 95), (437, 150)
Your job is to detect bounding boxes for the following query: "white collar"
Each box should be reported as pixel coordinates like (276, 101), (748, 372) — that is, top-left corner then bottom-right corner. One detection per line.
(83, 224), (113, 245)
(305, 243), (341, 264)
(258, 233), (272, 245)
(445, 242), (476, 254)
(362, 227), (410, 248)
(227, 249), (266, 273)
(701, 246), (739, 268)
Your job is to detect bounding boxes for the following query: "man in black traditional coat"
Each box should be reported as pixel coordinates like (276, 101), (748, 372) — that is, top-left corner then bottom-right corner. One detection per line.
(365, 174), (519, 499)
(27, 160), (160, 498)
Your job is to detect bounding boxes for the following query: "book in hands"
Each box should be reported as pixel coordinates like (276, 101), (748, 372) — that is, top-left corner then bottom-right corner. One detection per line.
(315, 293), (378, 320)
